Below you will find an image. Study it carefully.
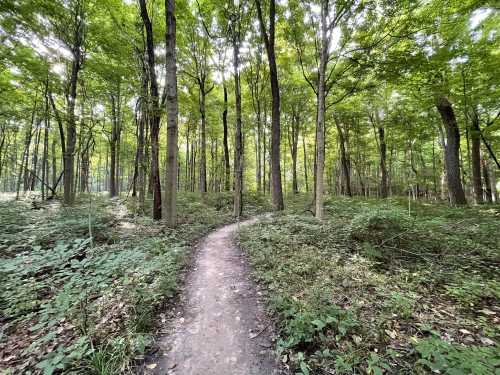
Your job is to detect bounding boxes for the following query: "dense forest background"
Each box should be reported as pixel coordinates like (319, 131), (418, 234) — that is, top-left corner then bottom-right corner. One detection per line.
(0, 0), (499, 374)
(0, 0), (498, 214)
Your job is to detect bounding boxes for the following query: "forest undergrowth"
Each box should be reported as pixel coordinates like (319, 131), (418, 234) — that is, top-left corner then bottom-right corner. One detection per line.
(0, 192), (268, 374)
(239, 196), (500, 374)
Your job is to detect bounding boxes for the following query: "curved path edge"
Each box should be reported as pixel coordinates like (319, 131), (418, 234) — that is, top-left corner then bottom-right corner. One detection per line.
(141, 216), (283, 375)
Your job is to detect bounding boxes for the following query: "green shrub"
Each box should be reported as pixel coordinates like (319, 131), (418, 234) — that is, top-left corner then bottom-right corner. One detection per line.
(415, 337), (499, 374)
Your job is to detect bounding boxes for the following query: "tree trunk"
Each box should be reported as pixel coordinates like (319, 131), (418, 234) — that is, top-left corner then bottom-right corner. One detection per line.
(42, 84), (50, 200)
(256, 0), (284, 211)
(334, 117), (351, 197)
(470, 112), (483, 204)
(30, 123), (41, 191)
(289, 110), (299, 194)
(109, 94), (119, 197)
(435, 96), (467, 205)
(482, 157), (493, 203)
(164, 0), (179, 227)
(139, 0), (162, 219)
(222, 83), (230, 191)
(232, 13), (243, 217)
(379, 125), (388, 198)
(63, 0), (84, 204)
(16, 99), (37, 199)
(199, 90), (207, 193)
(314, 1), (328, 219)
(302, 135), (309, 192)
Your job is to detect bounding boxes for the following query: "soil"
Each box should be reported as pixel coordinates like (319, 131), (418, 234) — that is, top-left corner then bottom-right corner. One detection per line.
(141, 218), (283, 375)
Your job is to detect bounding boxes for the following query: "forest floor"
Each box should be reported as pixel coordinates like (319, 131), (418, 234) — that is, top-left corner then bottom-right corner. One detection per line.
(0, 192), (270, 374)
(141, 218), (281, 375)
(239, 196), (500, 374)
(1, 193), (499, 374)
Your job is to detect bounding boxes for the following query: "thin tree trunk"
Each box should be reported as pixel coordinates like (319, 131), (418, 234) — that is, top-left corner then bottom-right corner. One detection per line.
(16, 99), (37, 199)
(379, 125), (388, 198)
(470, 111), (483, 204)
(42, 83), (50, 200)
(30, 123), (41, 191)
(199, 90), (208, 193)
(223, 83), (230, 191)
(302, 135), (309, 192)
(335, 117), (351, 197)
(314, 0), (328, 219)
(482, 157), (493, 203)
(290, 110), (299, 194)
(109, 94), (119, 197)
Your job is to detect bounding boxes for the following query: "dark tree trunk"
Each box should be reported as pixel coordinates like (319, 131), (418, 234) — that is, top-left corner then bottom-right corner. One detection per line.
(482, 158), (493, 203)
(256, 0), (284, 210)
(289, 109), (299, 194)
(379, 125), (388, 198)
(199, 91), (207, 193)
(232, 15), (243, 217)
(30, 124), (41, 191)
(139, 0), (162, 219)
(436, 96), (467, 205)
(335, 117), (351, 197)
(302, 135), (309, 192)
(42, 83), (50, 200)
(16, 99), (36, 199)
(222, 83), (230, 191)
(63, 0), (84, 204)
(470, 112), (483, 204)
(109, 94), (119, 197)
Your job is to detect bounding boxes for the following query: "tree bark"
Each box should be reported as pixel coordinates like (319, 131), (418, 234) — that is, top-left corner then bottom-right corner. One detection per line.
(289, 109), (299, 193)
(256, 0), (284, 211)
(436, 96), (467, 205)
(63, 0), (84, 205)
(314, 0), (328, 219)
(164, 0), (179, 227)
(109, 94), (119, 197)
(232, 8), (243, 217)
(222, 83), (230, 191)
(334, 116), (351, 197)
(302, 135), (309, 192)
(482, 157), (493, 203)
(470, 112), (483, 204)
(379, 125), (388, 198)
(139, 0), (162, 219)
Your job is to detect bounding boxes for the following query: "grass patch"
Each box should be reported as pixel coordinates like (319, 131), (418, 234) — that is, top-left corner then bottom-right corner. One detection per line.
(239, 197), (500, 374)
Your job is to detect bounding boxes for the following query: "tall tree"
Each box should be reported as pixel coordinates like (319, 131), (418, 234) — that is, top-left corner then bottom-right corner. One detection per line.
(63, 0), (85, 204)
(139, 0), (162, 219)
(256, 0), (284, 211)
(164, 0), (179, 227)
(231, 0), (243, 217)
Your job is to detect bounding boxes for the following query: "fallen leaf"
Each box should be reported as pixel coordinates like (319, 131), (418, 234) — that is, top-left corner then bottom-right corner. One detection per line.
(480, 337), (495, 346)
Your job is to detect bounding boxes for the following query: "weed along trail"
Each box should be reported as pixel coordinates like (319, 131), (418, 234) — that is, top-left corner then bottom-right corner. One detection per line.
(143, 218), (282, 375)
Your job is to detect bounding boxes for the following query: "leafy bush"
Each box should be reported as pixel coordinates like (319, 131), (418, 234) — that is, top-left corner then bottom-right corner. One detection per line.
(415, 337), (499, 374)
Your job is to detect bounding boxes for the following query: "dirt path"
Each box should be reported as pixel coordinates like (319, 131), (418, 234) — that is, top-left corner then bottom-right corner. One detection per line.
(142, 218), (282, 375)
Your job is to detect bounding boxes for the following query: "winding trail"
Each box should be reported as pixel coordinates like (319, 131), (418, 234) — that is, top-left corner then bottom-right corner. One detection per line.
(143, 218), (282, 375)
